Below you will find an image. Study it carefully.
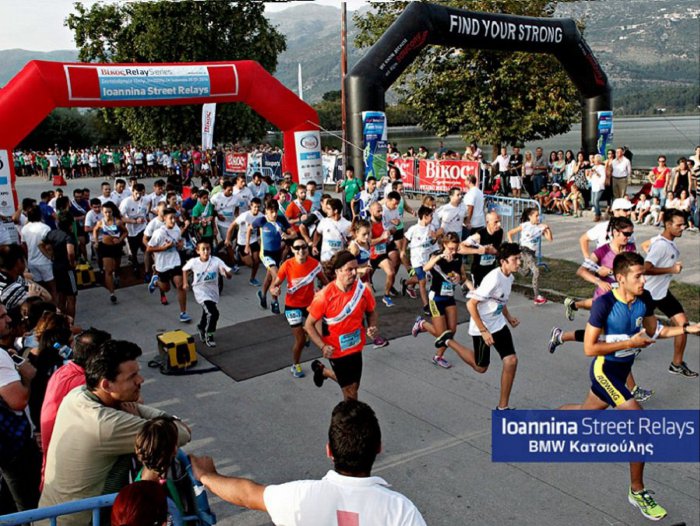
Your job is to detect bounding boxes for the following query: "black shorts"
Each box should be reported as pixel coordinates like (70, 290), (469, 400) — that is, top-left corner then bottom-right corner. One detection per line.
(370, 254), (388, 270)
(284, 306), (308, 328)
(237, 242), (260, 259)
(386, 241), (398, 254)
(329, 351), (363, 388)
(589, 356), (633, 407)
(472, 326), (516, 368)
(157, 265), (183, 285)
(651, 291), (684, 319)
(429, 296), (456, 317)
(393, 228), (405, 241)
(261, 249), (282, 269)
(97, 241), (123, 260)
(54, 268), (78, 296)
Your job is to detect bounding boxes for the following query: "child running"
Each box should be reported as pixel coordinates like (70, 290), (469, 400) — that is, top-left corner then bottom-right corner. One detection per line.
(402, 206), (439, 315)
(507, 207), (552, 305)
(182, 240), (232, 347)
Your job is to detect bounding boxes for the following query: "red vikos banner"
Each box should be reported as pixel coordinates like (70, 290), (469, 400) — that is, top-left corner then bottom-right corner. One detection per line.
(390, 158), (416, 189)
(225, 152), (248, 173)
(418, 160), (479, 192)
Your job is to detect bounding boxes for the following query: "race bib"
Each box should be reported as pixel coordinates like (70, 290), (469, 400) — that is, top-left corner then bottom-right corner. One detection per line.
(495, 304), (504, 316)
(440, 282), (455, 297)
(339, 329), (361, 351)
(284, 309), (303, 327)
(480, 254), (495, 266)
(328, 239), (343, 249)
(375, 243), (386, 255)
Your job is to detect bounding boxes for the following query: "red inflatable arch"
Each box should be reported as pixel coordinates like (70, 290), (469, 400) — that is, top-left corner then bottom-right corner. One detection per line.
(0, 60), (322, 216)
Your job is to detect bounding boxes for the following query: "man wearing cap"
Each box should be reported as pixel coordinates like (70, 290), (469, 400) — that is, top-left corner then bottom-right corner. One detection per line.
(611, 147), (632, 199)
(579, 198), (634, 259)
(305, 250), (378, 401)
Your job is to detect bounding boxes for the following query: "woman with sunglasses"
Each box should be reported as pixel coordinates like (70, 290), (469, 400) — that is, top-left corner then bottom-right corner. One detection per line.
(270, 239), (328, 379)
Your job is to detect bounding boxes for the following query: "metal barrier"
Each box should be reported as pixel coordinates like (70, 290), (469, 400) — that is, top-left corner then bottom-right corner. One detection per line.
(484, 195), (548, 269)
(0, 494), (186, 526)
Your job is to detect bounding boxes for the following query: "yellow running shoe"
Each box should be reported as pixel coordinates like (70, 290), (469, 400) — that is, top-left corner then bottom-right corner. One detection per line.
(628, 488), (667, 521)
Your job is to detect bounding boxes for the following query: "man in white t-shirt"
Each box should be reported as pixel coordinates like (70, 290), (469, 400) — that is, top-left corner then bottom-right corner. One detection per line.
(643, 209), (697, 378)
(20, 206), (56, 301)
(226, 198), (263, 286)
(211, 180), (236, 244)
(435, 187), (467, 236)
(435, 243), (522, 410)
(119, 183), (149, 274)
(190, 400), (426, 526)
(463, 175), (485, 236)
(611, 147), (632, 199)
(110, 178), (128, 208)
(231, 175), (253, 216)
(247, 171), (269, 201)
(314, 198), (351, 263)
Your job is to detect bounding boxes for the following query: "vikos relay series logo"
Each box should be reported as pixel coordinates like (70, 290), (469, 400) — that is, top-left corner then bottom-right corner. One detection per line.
(492, 410), (699, 463)
(300, 134), (319, 150)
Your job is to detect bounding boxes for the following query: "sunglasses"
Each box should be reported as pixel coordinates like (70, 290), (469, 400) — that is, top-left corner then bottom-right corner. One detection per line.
(292, 245), (308, 251)
(617, 231), (634, 237)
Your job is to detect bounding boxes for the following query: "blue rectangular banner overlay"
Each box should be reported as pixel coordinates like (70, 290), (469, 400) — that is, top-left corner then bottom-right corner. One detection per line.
(492, 410), (699, 463)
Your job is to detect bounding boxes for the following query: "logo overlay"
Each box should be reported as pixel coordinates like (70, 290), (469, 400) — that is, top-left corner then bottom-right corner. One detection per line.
(492, 410), (699, 463)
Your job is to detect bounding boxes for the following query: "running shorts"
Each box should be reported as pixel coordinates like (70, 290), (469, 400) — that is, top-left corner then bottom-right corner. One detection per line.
(261, 249), (282, 270)
(329, 351), (363, 388)
(157, 265), (183, 285)
(471, 326), (516, 369)
(589, 356), (633, 407)
(651, 291), (684, 319)
(429, 296), (456, 318)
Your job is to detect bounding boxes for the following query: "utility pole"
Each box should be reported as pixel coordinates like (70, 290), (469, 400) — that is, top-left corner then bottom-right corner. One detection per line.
(340, 1), (347, 167)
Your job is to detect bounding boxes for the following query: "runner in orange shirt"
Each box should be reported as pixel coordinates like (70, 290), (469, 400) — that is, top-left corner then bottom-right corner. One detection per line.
(284, 184), (312, 238)
(305, 250), (378, 400)
(271, 240), (328, 379)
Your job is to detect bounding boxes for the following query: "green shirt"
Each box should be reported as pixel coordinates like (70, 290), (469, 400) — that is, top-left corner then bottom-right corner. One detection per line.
(191, 201), (215, 238)
(340, 178), (362, 203)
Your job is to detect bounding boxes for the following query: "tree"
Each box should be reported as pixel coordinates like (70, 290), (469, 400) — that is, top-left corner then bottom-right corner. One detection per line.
(355, 0), (581, 157)
(66, 1), (286, 145)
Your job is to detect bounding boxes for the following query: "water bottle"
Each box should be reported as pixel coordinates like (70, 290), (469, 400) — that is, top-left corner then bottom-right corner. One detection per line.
(54, 342), (73, 361)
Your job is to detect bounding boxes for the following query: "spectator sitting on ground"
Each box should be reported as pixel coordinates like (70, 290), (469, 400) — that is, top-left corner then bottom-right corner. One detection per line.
(563, 184), (584, 217)
(190, 399), (426, 525)
(111, 480), (168, 526)
(39, 340), (191, 524)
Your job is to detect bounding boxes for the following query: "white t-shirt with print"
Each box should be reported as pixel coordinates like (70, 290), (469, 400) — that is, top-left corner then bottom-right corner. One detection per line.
(468, 267), (513, 336)
(263, 470), (427, 526)
(148, 226), (182, 272)
(435, 202), (467, 234)
(119, 197), (149, 237)
(644, 235), (680, 300)
(405, 223), (435, 268)
(182, 256), (231, 305)
(211, 192), (237, 232)
(21, 222), (52, 267)
(519, 222), (545, 252)
(232, 187), (253, 215)
(235, 211), (262, 246)
(144, 217), (165, 239)
(317, 217), (351, 262)
(463, 187), (485, 229)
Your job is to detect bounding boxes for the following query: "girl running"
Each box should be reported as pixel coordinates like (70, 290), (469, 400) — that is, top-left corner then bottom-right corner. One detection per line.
(92, 202), (127, 304)
(507, 207), (552, 305)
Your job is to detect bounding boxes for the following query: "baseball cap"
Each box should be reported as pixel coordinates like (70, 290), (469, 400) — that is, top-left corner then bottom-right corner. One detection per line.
(611, 198), (633, 211)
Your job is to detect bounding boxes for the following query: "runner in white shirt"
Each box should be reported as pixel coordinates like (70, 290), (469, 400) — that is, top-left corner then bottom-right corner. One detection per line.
(314, 199), (351, 263)
(247, 172), (269, 201)
(190, 400), (427, 526)
(146, 181), (167, 218)
(110, 178), (128, 208)
(119, 183), (149, 274)
(147, 208), (191, 323)
(182, 241), (232, 347)
(225, 198), (263, 286)
(143, 201), (167, 286)
(435, 187), (467, 235)
(97, 182), (113, 205)
(21, 208), (56, 299)
(354, 176), (380, 220)
(211, 180), (236, 249)
(642, 210), (697, 377)
(402, 206), (438, 308)
(432, 243), (523, 410)
(231, 175), (253, 215)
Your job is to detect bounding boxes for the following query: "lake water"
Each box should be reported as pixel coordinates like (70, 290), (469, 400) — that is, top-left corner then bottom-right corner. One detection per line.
(384, 115), (700, 168)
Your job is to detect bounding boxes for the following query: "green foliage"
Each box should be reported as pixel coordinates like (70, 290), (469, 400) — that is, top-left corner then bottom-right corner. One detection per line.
(322, 90), (342, 102)
(66, 1), (286, 145)
(314, 90), (419, 131)
(615, 84), (699, 115)
(355, 0), (581, 154)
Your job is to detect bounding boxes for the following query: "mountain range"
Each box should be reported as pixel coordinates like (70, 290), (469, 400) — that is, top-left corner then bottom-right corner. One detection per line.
(1, 0), (698, 107)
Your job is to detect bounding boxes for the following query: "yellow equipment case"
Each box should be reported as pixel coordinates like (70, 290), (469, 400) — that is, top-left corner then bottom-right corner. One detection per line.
(156, 330), (197, 372)
(75, 263), (97, 288)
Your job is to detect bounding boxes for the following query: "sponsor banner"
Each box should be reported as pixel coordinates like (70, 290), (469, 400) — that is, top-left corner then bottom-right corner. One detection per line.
(0, 149), (16, 216)
(224, 152), (248, 174)
(262, 153), (283, 179)
(96, 65), (211, 101)
(596, 110), (614, 155)
(492, 410), (699, 463)
(294, 131), (323, 186)
(201, 103), (216, 149)
(322, 154), (338, 184)
(418, 160), (479, 192)
(362, 111), (388, 182)
(389, 158), (416, 189)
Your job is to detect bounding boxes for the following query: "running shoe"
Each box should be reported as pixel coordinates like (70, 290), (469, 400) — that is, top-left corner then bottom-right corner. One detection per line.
(628, 488), (667, 521)
(534, 295), (548, 305)
(434, 330), (454, 349)
(179, 312), (192, 323)
(406, 286), (418, 299)
(668, 361), (699, 378)
(197, 325), (206, 342)
(160, 294), (169, 306)
(144, 272), (151, 284)
(382, 295), (394, 307)
(311, 360), (325, 387)
(205, 335), (216, 348)
(232, 264), (240, 274)
(372, 337), (389, 349)
(257, 290), (267, 309)
(271, 300), (280, 314)
(291, 364), (305, 378)
(148, 274), (159, 294)
(548, 327), (563, 354)
(249, 278), (261, 287)
(432, 355), (452, 369)
(564, 297), (577, 321)
(632, 385), (655, 402)
(411, 316), (425, 338)
(110, 294), (117, 304)
(400, 278), (408, 296)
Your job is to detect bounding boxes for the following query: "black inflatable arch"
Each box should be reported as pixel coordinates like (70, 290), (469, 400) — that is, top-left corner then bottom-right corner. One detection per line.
(345, 1), (612, 173)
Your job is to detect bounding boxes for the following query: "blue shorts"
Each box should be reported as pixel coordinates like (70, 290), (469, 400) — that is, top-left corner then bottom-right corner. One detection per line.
(589, 356), (633, 407)
(413, 266), (426, 281)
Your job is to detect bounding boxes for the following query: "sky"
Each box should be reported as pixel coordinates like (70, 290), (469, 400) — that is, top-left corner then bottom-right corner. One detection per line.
(0, 0), (373, 52)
